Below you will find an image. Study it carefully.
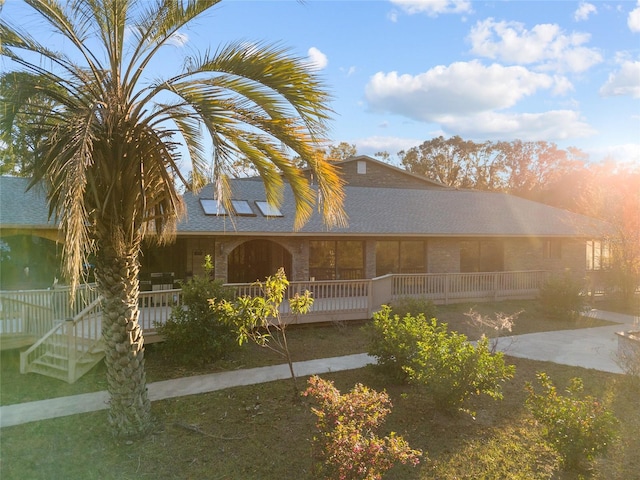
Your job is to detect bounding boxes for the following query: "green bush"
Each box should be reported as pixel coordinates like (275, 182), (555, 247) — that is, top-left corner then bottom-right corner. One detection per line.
(156, 270), (237, 366)
(390, 296), (437, 319)
(525, 372), (618, 470)
(367, 306), (515, 413)
(366, 305), (433, 381)
(539, 273), (586, 320)
(404, 323), (515, 413)
(303, 375), (422, 480)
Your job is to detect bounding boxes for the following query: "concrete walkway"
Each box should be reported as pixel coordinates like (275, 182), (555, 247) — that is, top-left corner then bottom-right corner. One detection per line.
(1, 309), (637, 429)
(495, 309), (638, 373)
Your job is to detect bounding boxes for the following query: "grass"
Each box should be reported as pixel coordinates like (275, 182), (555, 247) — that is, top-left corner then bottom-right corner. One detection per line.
(1, 299), (638, 479)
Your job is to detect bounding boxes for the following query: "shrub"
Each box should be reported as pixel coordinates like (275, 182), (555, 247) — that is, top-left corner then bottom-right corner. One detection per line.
(404, 324), (515, 414)
(366, 305), (432, 381)
(538, 273), (586, 320)
(303, 375), (422, 480)
(389, 296), (437, 319)
(525, 372), (619, 470)
(155, 259), (237, 366)
(367, 306), (515, 413)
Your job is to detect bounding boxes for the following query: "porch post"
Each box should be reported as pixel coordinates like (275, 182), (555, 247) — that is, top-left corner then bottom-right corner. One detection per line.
(214, 241), (228, 283)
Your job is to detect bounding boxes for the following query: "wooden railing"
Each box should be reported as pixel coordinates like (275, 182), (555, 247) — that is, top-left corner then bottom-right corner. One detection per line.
(138, 289), (183, 339)
(0, 284), (99, 324)
(20, 296), (104, 383)
(391, 271), (549, 304)
(228, 279), (371, 323)
(4, 271), (549, 345)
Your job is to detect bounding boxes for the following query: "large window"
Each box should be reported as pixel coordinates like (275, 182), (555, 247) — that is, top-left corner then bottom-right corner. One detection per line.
(309, 241), (364, 280)
(586, 239), (610, 271)
(460, 240), (504, 272)
(376, 241), (426, 276)
(543, 239), (562, 259)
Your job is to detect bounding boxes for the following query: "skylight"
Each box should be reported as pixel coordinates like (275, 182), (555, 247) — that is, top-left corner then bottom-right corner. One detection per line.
(200, 199), (226, 216)
(231, 200), (255, 216)
(255, 201), (283, 217)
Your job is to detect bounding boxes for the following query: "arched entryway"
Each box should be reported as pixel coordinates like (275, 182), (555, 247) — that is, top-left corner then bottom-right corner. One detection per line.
(227, 239), (292, 283)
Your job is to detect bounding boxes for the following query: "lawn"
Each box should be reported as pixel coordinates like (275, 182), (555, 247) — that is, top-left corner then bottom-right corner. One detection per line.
(1, 299), (638, 479)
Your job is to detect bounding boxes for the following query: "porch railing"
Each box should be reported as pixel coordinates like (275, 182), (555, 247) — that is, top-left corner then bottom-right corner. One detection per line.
(2, 270), (549, 346)
(228, 279), (371, 324)
(391, 270), (549, 304)
(20, 296), (104, 383)
(137, 289), (182, 340)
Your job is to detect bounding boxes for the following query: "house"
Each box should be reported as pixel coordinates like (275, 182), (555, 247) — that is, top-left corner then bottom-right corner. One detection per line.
(0, 155), (610, 290)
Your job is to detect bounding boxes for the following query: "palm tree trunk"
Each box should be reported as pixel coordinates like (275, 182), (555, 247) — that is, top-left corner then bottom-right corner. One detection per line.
(95, 239), (151, 437)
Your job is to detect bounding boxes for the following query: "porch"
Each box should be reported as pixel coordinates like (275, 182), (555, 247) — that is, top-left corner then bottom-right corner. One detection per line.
(1, 270), (550, 382)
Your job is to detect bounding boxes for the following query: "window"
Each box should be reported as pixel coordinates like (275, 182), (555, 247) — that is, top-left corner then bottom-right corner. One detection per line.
(255, 201), (283, 217)
(460, 240), (504, 272)
(586, 239), (610, 270)
(200, 199), (226, 215)
(357, 160), (367, 174)
(309, 240), (364, 280)
(543, 239), (562, 259)
(231, 200), (255, 216)
(376, 241), (426, 276)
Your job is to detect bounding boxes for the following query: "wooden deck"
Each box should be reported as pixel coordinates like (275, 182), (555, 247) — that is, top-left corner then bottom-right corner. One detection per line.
(2, 271), (551, 382)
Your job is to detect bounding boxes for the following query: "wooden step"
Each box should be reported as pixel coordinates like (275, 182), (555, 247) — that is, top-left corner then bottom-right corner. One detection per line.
(28, 362), (69, 382)
(30, 358), (69, 372)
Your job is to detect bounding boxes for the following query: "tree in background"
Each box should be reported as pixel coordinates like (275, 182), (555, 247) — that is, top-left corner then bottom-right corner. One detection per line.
(578, 163), (640, 306)
(0, 72), (55, 176)
(398, 136), (588, 196)
(1, 0), (345, 437)
(326, 141), (357, 162)
(494, 140), (588, 205)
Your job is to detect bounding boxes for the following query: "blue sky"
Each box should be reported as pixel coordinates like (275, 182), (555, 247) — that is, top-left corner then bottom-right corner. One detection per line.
(3, 0), (639, 167)
(205, 0), (640, 166)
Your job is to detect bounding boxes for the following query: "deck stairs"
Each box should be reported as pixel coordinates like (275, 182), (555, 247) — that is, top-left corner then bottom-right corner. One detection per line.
(20, 297), (105, 383)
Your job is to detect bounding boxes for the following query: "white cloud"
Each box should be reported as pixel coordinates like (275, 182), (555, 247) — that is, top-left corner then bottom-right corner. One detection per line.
(365, 60), (554, 121)
(354, 135), (422, 156)
(552, 75), (574, 95)
(340, 65), (357, 77)
(599, 60), (640, 98)
(586, 143), (640, 165)
(442, 110), (596, 141)
(390, 0), (472, 17)
(468, 18), (602, 73)
(307, 47), (328, 70)
(167, 31), (189, 47)
(574, 2), (597, 22)
(629, 1), (640, 32)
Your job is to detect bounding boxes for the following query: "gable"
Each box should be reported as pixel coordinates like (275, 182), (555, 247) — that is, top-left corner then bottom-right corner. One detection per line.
(335, 156), (449, 189)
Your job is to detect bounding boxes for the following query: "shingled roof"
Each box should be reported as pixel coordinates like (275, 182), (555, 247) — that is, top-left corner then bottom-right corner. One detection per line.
(180, 177), (609, 238)
(0, 176), (55, 229)
(1, 170), (609, 238)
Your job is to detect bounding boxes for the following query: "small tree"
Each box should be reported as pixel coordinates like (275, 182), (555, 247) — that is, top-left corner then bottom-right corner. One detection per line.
(216, 267), (312, 392)
(303, 375), (422, 480)
(156, 255), (236, 366)
(464, 308), (520, 353)
(525, 372), (618, 470)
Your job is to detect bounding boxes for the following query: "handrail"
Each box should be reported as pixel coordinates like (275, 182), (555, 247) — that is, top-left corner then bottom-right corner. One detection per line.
(20, 296), (103, 381)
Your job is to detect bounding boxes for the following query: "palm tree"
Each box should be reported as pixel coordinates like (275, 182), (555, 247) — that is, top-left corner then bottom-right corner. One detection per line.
(1, 0), (346, 437)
